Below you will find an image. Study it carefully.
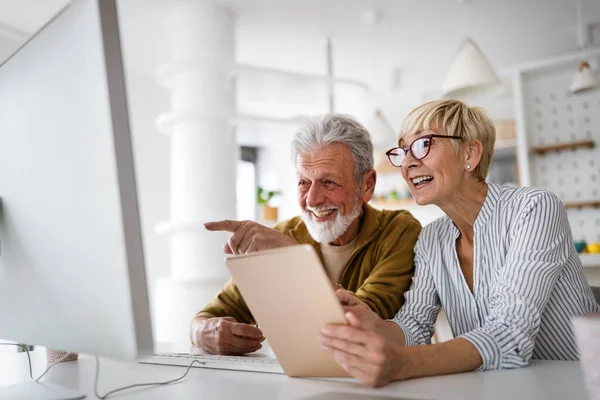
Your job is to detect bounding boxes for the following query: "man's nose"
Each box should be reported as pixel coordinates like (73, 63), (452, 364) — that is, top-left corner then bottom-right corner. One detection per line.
(306, 184), (325, 208)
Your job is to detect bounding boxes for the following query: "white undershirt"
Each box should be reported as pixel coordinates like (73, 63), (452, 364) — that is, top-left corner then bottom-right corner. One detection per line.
(319, 238), (357, 284)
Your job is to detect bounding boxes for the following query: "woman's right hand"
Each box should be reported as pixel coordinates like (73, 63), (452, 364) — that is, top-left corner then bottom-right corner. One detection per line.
(320, 308), (400, 387)
(335, 288), (383, 331)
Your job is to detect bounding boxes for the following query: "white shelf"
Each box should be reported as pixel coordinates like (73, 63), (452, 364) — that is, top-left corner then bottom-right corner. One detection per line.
(581, 254), (600, 268)
(495, 139), (517, 150)
(231, 64), (370, 91)
(232, 113), (309, 126)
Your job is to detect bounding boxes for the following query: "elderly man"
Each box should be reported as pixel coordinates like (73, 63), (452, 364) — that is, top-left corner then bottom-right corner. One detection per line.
(191, 114), (421, 355)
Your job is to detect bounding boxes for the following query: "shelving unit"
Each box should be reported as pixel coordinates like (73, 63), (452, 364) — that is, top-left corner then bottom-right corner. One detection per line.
(232, 63), (370, 147)
(232, 64), (370, 127)
(581, 254), (600, 269)
(564, 201), (600, 209)
(495, 139), (518, 150)
(514, 48), (600, 251)
(530, 140), (595, 156)
(370, 198), (415, 209)
(493, 140), (518, 161)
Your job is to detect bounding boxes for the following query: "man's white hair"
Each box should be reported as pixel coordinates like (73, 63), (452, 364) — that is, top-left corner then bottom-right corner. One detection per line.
(291, 114), (374, 184)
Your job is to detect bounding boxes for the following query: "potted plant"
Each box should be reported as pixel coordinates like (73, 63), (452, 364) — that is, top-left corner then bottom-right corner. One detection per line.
(257, 187), (281, 222)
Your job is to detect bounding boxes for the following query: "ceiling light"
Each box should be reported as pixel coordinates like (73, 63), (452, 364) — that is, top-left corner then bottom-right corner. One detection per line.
(570, 61), (600, 94)
(441, 37), (501, 98)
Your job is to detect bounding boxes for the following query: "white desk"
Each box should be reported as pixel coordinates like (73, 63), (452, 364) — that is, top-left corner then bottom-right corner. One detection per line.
(0, 350), (589, 400)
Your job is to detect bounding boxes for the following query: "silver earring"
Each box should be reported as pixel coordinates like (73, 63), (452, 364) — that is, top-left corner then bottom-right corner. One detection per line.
(466, 164), (471, 170)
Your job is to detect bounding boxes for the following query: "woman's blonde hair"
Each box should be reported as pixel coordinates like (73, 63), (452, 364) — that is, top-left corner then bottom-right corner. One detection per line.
(399, 100), (496, 181)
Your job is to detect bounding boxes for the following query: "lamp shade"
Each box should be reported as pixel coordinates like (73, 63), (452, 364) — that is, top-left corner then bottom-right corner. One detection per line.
(442, 38), (501, 97)
(366, 109), (398, 173)
(570, 61), (600, 94)
(373, 149), (397, 173)
(366, 109), (396, 149)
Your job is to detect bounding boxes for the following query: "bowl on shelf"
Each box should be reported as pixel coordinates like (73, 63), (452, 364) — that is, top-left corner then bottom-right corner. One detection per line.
(575, 241), (588, 253)
(586, 243), (600, 254)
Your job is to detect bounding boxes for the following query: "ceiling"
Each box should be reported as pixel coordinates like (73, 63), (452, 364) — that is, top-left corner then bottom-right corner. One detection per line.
(0, 0), (595, 44)
(1, 0), (599, 122)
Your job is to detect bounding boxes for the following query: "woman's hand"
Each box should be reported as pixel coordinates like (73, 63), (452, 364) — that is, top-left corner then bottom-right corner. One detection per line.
(319, 311), (400, 387)
(335, 288), (382, 331)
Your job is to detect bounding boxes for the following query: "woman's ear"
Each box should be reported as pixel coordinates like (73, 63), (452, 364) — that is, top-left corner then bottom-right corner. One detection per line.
(465, 140), (484, 171)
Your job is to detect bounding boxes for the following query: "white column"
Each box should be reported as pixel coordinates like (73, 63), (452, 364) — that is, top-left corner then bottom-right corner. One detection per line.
(153, 0), (237, 344)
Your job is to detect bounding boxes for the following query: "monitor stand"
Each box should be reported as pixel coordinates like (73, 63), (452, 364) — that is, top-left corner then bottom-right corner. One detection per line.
(0, 381), (86, 399)
(0, 196), (3, 257)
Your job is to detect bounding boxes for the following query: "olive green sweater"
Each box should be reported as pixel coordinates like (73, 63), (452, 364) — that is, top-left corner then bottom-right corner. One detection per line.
(195, 203), (421, 323)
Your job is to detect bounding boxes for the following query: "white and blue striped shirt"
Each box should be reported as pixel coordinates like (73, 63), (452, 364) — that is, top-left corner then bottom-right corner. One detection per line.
(392, 183), (600, 370)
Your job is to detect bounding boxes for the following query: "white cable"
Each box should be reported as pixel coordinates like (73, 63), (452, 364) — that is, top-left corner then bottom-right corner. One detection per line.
(34, 351), (75, 382)
(93, 356), (204, 399)
(0, 343), (74, 381)
(0, 343), (32, 379)
(4, 342), (203, 398)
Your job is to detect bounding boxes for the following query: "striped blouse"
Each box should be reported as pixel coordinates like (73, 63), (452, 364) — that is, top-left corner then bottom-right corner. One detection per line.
(392, 183), (600, 370)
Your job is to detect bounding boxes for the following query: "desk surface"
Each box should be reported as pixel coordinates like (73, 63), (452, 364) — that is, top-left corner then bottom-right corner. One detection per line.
(0, 350), (589, 400)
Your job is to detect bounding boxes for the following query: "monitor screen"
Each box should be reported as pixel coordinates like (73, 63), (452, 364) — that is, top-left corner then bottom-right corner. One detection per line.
(0, 0), (153, 361)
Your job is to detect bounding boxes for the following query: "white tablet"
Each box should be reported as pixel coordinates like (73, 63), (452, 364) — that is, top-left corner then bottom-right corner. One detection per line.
(225, 244), (349, 378)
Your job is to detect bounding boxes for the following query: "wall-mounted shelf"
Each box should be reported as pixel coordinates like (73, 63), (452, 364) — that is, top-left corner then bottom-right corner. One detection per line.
(370, 198), (415, 209)
(230, 64), (370, 91)
(493, 142), (517, 160)
(232, 113), (309, 126)
(495, 139), (517, 150)
(531, 140), (595, 155)
(564, 201), (600, 209)
(581, 254), (600, 269)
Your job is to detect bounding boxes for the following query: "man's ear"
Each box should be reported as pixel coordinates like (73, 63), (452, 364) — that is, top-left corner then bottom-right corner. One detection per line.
(361, 170), (377, 203)
(465, 140), (484, 171)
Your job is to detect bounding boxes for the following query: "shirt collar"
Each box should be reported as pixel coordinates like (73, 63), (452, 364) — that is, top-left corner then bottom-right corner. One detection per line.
(449, 182), (501, 237)
(475, 183), (501, 229)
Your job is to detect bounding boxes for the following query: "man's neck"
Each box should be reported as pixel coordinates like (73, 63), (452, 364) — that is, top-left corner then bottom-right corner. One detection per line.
(329, 210), (363, 246)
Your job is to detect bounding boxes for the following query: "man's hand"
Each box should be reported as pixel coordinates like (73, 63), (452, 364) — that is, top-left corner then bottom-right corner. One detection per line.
(192, 317), (265, 355)
(204, 220), (297, 254)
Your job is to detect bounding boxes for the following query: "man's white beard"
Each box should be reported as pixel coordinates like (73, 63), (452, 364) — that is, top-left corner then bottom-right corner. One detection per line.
(302, 192), (362, 244)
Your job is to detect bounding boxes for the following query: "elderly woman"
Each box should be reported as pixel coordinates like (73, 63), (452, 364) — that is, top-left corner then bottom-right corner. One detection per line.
(319, 99), (600, 387)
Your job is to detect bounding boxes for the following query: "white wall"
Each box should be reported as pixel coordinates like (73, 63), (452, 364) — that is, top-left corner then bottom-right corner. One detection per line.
(235, 0), (600, 128)
(3, 0), (600, 303)
(233, 1), (600, 221)
(124, 72), (170, 293)
(0, 33), (20, 63)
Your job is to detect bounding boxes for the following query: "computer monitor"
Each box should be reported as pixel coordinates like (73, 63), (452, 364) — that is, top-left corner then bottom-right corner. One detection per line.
(0, 0), (152, 373)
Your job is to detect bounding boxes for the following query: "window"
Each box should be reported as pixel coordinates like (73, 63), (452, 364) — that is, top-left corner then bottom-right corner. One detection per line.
(237, 146), (258, 221)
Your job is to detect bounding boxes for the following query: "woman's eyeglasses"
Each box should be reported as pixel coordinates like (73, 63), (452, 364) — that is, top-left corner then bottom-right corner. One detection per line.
(385, 134), (463, 167)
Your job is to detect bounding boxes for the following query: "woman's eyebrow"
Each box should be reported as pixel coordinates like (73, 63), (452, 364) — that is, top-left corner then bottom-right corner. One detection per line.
(399, 130), (425, 146)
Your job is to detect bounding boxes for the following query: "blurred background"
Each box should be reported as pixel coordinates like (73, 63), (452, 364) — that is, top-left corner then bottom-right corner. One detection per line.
(1, 0), (599, 344)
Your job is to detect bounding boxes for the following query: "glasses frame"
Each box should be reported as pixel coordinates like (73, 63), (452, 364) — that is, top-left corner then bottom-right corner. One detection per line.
(385, 134), (463, 167)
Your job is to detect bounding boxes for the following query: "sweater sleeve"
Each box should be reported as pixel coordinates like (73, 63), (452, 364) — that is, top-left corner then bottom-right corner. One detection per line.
(390, 234), (441, 346)
(354, 217), (422, 320)
(193, 278), (255, 324)
(192, 220), (298, 324)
